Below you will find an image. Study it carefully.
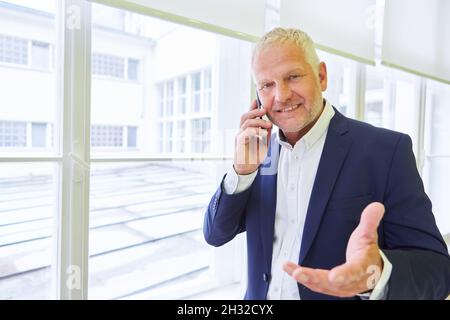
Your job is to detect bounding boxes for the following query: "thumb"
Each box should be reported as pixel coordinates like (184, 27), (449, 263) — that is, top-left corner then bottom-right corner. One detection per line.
(357, 202), (385, 240)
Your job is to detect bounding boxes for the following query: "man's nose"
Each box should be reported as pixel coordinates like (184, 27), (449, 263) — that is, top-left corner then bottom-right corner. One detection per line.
(274, 83), (292, 103)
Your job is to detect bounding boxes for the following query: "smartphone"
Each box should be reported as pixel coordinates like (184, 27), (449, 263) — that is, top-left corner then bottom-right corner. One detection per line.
(256, 91), (263, 110)
(256, 91), (269, 121)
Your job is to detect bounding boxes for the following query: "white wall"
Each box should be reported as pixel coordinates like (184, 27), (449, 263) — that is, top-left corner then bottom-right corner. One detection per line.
(0, 67), (55, 122)
(0, 7), (54, 44)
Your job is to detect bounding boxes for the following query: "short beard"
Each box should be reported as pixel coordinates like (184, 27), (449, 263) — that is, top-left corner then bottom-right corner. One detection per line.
(281, 96), (324, 133)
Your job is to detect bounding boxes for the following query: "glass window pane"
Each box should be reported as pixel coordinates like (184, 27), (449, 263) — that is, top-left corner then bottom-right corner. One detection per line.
(191, 118), (211, 153)
(127, 58), (139, 81)
(91, 125), (123, 148)
(0, 34), (28, 65)
(0, 121), (27, 147)
(203, 69), (211, 112)
(365, 101), (383, 127)
(318, 50), (358, 118)
(92, 53), (125, 79)
(192, 73), (201, 113)
(363, 65), (421, 155)
(192, 72), (201, 91)
(176, 120), (185, 153)
(165, 121), (173, 152)
(364, 65), (387, 127)
(0, 163), (57, 299)
(127, 126), (137, 148)
(88, 161), (229, 299)
(0, 1), (56, 153)
(166, 81), (174, 116)
(178, 77), (186, 114)
(90, 3), (252, 299)
(425, 81), (450, 155)
(423, 80), (450, 236)
(90, 4), (249, 158)
(424, 158), (450, 236)
(31, 40), (50, 70)
(158, 122), (164, 152)
(32, 122), (46, 148)
(157, 84), (164, 117)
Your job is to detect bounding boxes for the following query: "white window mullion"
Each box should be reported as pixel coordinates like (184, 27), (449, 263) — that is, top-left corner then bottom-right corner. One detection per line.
(56, 0), (91, 300)
(422, 81), (433, 191)
(416, 78), (427, 176)
(355, 63), (366, 121)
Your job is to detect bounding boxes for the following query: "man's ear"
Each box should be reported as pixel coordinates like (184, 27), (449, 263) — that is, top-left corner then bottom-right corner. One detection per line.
(318, 62), (327, 91)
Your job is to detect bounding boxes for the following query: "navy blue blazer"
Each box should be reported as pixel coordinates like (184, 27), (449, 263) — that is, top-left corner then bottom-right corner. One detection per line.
(204, 108), (450, 300)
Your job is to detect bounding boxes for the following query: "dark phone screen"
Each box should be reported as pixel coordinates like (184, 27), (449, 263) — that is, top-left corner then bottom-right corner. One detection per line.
(256, 91), (262, 109)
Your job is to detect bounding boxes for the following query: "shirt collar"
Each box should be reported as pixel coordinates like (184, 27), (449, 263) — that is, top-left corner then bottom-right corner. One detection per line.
(277, 99), (335, 151)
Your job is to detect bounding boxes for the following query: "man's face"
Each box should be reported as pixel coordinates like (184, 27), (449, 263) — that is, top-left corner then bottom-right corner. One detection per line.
(253, 42), (327, 135)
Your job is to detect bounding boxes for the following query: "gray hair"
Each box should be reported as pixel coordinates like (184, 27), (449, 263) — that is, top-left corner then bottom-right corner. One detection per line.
(252, 27), (320, 70)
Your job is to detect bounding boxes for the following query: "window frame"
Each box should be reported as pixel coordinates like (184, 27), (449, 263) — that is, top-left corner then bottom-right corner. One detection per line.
(9, 0), (446, 300)
(80, 0), (444, 300)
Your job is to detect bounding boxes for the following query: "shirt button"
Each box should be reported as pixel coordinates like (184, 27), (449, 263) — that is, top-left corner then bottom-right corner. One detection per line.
(263, 273), (270, 282)
(295, 155), (299, 160)
(290, 185), (295, 191)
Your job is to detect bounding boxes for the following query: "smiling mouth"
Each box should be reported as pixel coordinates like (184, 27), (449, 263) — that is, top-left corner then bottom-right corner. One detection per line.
(277, 103), (302, 113)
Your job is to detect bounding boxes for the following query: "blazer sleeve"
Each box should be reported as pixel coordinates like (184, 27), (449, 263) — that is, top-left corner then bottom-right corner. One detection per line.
(380, 134), (450, 299)
(203, 174), (253, 247)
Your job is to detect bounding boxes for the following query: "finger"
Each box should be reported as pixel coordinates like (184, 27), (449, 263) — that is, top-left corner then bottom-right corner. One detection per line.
(295, 267), (365, 297)
(357, 202), (385, 240)
(284, 263), (362, 297)
(250, 99), (258, 111)
(282, 261), (299, 276)
(238, 127), (267, 139)
(241, 118), (273, 130)
(283, 263), (323, 285)
(290, 267), (350, 296)
(294, 266), (328, 285)
(237, 127), (268, 145)
(240, 108), (267, 126)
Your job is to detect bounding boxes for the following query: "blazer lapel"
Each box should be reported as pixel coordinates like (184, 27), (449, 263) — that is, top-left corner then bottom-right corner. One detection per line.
(258, 133), (280, 271)
(299, 109), (352, 265)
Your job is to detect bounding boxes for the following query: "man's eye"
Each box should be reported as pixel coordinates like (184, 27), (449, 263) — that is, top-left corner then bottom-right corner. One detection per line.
(289, 74), (301, 80)
(261, 83), (273, 90)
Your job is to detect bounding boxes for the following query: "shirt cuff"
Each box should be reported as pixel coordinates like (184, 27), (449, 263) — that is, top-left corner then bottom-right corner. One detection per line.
(222, 166), (258, 194)
(368, 249), (392, 300)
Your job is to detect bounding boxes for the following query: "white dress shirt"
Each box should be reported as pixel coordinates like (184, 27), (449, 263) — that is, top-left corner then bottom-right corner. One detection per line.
(223, 100), (392, 300)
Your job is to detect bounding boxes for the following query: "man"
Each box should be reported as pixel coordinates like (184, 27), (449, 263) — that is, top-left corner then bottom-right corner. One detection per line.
(203, 28), (450, 300)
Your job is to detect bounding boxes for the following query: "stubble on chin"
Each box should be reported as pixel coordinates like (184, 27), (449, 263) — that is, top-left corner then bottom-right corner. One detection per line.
(282, 101), (322, 133)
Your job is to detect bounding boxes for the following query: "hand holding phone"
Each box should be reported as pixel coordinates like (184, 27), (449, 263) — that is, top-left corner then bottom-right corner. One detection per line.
(233, 91), (272, 175)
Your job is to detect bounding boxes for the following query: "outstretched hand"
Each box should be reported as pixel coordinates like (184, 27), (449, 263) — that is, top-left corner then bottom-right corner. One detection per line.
(283, 202), (385, 297)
